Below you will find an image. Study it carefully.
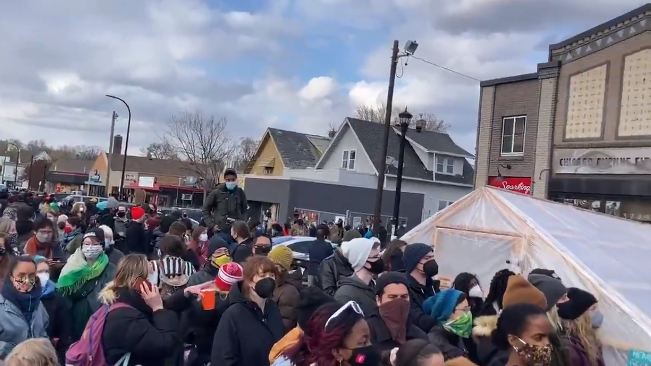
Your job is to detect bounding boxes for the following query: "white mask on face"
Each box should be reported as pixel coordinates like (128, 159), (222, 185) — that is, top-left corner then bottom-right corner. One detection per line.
(199, 233), (208, 241)
(469, 285), (484, 298)
(37, 272), (50, 287)
(82, 244), (103, 260)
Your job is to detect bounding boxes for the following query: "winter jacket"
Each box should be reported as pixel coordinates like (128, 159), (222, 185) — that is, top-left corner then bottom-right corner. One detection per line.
(473, 314), (506, 366)
(211, 282), (285, 366)
(273, 275), (301, 332)
(105, 246), (124, 265)
(567, 335), (603, 366)
(201, 184), (247, 230)
(366, 313), (428, 352)
(427, 324), (468, 361)
(319, 249), (354, 296)
(231, 238), (254, 264)
(406, 273), (440, 333)
(269, 327), (302, 363)
(307, 238), (333, 277)
(0, 294), (49, 358)
(100, 286), (179, 366)
(334, 275), (378, 317)
(65, 233), (84, 255)
(40, 281), (72, 364)
(125, 221), (147, 254)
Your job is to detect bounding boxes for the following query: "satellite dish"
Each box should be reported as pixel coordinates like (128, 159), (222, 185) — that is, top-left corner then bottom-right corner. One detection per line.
(386, 156), (395, 165)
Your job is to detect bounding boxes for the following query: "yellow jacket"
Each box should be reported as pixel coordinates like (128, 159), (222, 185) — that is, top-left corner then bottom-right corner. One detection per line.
(269, 327), (302, 363)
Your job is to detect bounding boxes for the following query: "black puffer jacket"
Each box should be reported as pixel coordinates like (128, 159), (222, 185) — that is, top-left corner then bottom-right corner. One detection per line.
(211, 282), (285, 366)
(318, 249), (354, 296)
(101, 287), (179, 366)
(406, 273), (440, 333)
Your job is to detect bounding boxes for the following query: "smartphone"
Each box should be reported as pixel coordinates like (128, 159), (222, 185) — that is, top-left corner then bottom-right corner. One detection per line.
(133, 278), (153, 293)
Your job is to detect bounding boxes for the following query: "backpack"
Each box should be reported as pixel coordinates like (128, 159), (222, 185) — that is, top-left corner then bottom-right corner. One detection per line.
(65, 303), (133, 366)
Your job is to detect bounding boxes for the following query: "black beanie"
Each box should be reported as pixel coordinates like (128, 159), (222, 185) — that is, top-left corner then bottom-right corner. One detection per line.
(403, 243), (433, 274)
(557, 287), (597, 320)
(375, 272), (409, 296)
(296, 288), (336, 329)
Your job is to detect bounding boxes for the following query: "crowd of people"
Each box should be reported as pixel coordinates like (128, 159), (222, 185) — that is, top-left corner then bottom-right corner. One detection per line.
(0, 173), (607, 366)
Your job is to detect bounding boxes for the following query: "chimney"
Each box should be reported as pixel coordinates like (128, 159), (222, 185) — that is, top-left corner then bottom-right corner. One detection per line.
(328, 129), (336, 138)
(113, 135), (123, 155)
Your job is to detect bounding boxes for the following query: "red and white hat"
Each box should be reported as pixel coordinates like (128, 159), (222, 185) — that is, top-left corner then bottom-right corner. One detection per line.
(214, 262), (243, 292)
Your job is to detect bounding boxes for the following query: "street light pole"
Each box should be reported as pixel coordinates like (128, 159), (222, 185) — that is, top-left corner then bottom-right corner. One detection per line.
(372, 40), (400, 234)
(392, 108), (413, 237)
(106, 95), (132, 200)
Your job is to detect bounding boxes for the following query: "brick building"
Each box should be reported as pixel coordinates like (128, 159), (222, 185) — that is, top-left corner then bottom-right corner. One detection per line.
(475, 4), (651, 222)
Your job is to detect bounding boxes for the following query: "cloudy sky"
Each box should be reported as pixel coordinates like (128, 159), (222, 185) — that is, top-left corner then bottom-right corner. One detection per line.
(0, 0), (646, 155)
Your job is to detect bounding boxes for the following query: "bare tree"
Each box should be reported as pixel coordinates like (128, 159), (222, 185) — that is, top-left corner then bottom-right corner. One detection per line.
(354, 104), (451, 132)
(164, 111), (235, 192)
(74, 146), (102, 160)
(140, 139), (179, 160)
(232, 137), (259, 172)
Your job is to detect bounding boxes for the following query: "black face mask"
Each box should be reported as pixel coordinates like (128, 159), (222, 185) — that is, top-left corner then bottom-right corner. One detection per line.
(255, 246), (271, 255)
(366, 259), (385, 274)
(117, 212), (126, 218)
(422, 260), (439, 277)
(348, 344), (381, 366)
(0, 247), (5, 256)
(254, 278), (276, 298)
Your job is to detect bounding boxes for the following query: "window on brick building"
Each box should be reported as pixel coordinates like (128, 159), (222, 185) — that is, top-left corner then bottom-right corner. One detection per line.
(501, 116), (526, 155)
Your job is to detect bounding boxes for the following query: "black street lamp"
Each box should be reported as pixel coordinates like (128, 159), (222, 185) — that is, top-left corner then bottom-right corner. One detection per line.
(106, 94), (132, 200)
(392, 107), (416, 237)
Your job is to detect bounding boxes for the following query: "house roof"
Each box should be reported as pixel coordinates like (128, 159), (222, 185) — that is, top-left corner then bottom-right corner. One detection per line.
(108, 153), (198, 177)
(268, 128), (331, 170)
(402, 127), (473, 157)
(345, 118), (474, 185)
(49, 159), (95, 174)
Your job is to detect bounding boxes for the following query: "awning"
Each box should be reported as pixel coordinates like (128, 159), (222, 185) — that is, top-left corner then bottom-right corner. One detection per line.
(257, 158), (275, 168)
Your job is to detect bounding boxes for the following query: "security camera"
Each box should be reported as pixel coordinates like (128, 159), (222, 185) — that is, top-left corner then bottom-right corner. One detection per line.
(404, 40), (418, 55)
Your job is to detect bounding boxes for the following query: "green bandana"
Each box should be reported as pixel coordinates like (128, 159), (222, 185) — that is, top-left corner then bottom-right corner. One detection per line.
(57, 253), (109, 295)
(444, 311), (473, 338)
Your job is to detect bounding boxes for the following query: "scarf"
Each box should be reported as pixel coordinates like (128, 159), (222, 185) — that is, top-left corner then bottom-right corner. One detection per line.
(57, 248), (109, 295)
(24, 236), (52, 259)
(1, 278), (40, 324)
(62, 228), (80, 245)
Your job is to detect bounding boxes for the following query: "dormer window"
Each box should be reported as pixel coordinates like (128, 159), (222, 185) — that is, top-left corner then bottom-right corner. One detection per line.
(436, 156), (454, 175)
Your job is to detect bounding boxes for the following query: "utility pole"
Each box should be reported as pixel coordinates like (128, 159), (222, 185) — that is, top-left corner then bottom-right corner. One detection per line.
(372, 40), (400, 234)
(105, 111), (117, 198)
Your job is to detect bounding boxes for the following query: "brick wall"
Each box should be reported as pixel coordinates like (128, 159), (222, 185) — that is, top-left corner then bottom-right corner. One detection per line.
(475, 86), (494, 187)
(533, 63), (560, 198)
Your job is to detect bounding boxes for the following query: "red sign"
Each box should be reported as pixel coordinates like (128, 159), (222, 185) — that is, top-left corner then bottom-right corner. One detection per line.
(488, 176), (532, 195)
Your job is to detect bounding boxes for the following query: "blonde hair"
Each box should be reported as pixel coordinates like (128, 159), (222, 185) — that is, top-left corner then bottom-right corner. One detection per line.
(0, 217), (15, 235)
(5, 338), (59, 366)
(562, 312), (602, 366)
(547, 305), (562, 331)
(103, 254), (149, 302)
(70, 202), (85, 216)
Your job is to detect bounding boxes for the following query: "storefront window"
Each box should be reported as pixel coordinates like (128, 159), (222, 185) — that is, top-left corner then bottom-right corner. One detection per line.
(552, 196), (651, 222)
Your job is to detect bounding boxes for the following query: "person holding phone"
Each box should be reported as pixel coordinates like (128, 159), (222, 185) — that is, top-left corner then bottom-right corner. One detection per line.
(99, 253), (178, 366)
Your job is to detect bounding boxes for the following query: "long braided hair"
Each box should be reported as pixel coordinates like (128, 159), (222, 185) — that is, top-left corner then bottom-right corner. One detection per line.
(483, 269), (515, 313)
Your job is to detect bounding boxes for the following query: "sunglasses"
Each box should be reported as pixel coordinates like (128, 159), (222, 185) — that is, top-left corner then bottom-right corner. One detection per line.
(325, 300), (364, 330)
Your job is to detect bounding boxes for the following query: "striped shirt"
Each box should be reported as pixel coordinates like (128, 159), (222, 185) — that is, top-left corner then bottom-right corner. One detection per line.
(149, 256), (196, 289)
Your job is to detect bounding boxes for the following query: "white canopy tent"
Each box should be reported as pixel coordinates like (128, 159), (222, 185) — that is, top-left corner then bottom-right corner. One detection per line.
(401, 186), (651, 365)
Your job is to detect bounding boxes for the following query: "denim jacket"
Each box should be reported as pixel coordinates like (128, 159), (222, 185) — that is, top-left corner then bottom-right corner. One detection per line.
(0, 294), (49, 358)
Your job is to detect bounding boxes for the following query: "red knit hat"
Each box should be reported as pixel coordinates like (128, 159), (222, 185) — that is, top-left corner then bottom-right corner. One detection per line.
(131, 206), (146, 221)
(215, 262), (243, 292)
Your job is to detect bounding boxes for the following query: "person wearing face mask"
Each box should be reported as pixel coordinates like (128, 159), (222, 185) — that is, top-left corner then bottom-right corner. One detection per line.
(422, 289), (474, 361)
(230, 220), (254, 264)
(24, 217), (66, 261)
(0, 256), (49, 360)
(188, 226), (210, 267)
(112, 206), (129, 253)
(212, 255), (285, 366)
(334, 237), (384, 317)
(253, 233), (273, 256)
(0, 217), (20, 255)
(33, 255), (72, 365)
(275, 300), (381, 366)
(0, 233), (17, 291)
(367, 272), (428, 352)
(57, 228), (117, 342)
(402, 243), (440, 333)
(491, 303), (559, 366)
(557, 288), (605, 366)
(98, 225), (124, 265)
(452, 273), (484, 318)
(201, 168), (248, 232)
(63, 216), (85, 255)
(55, 215), (68, 241)
(268, 245), (301, 332)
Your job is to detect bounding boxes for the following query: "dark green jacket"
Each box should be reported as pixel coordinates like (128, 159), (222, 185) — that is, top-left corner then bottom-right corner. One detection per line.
(201, 184), (247, 229)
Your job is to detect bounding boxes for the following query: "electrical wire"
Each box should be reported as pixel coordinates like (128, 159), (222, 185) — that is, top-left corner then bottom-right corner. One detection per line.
(409, 55), (481, 82)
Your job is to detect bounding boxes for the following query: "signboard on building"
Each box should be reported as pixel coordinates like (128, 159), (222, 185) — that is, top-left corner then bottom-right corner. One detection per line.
(553, 147), (651, 174)
(487, 176), (532, 195)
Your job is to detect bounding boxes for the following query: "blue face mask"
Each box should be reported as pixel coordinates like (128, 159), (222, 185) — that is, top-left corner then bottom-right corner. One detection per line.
(225, 182), (237, 190)
(590, 310), (604, 329)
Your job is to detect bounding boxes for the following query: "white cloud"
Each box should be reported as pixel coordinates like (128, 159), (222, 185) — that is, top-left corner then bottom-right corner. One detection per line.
(298, 77), (337, 100)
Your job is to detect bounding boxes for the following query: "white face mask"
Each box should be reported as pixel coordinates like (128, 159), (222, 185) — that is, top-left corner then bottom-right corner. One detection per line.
(199, 233), (208, 242)
(82, 244), (103, 259)
(469, 285), (484, 298)
(37, 272), (50, 287)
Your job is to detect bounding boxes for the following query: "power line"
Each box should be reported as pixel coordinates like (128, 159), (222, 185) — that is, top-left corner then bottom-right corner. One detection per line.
(409, 55), (481, 82)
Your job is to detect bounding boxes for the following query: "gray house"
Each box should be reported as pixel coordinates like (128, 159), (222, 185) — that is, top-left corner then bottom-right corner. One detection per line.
(244, 119), (474, 227)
